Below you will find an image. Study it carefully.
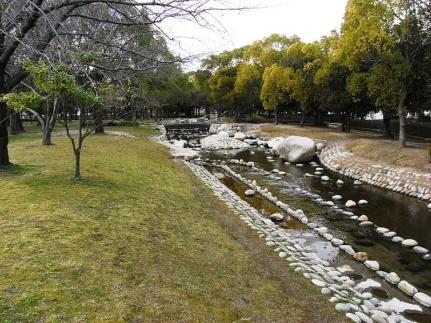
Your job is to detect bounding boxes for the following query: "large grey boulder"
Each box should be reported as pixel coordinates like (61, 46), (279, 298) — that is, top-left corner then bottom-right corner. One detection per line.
(273, 136), (316, 163)
(267, 137), (283, 149)
(201, 134), (250, 150)
(233, 132), (246, 141)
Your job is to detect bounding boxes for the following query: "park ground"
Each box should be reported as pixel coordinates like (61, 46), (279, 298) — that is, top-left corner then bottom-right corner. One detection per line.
(0, 125), (344, 322)
(252, 123), (431, 173)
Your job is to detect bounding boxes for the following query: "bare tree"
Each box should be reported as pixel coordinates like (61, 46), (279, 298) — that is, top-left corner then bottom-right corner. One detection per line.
(0, 0), (245, 166)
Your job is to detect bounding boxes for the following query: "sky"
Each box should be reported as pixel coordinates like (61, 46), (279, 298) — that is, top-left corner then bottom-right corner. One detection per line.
(159, 0), (349, 70)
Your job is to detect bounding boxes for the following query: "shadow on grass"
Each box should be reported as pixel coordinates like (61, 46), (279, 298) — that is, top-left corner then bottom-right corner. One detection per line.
(0, 163), (43, 177)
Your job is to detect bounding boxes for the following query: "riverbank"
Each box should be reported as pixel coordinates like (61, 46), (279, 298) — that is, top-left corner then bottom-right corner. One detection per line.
(255, 124), (431, 172)
(0, 126), (343, 321)
(251, 124), (431, 203)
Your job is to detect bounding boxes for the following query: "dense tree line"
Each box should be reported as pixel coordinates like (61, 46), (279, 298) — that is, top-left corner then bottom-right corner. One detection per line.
(196, 0), (431, 147)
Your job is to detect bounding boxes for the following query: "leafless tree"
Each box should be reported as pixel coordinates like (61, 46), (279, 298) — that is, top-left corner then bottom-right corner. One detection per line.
(0, 0), (245, 166)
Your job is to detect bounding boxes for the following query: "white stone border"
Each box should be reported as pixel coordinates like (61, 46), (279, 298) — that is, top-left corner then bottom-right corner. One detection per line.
(187, 161), (428, 320)
(216, 162), (431, 309)
(320, 142), (431, 203)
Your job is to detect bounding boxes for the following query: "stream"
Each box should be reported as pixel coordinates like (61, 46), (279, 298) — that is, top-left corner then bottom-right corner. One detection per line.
(202, 148), (431, 322)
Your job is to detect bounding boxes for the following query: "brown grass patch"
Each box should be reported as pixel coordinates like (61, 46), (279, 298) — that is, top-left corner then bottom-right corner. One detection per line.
(258, 125), (347, 141)
(345, 139), (431, 172)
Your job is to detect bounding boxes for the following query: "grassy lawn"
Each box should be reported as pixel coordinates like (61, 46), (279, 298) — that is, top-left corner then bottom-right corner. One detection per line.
(0, 125), (344, 322)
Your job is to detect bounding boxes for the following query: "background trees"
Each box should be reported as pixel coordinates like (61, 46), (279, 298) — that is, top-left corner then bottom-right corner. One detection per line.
(200, 1), (430, 145)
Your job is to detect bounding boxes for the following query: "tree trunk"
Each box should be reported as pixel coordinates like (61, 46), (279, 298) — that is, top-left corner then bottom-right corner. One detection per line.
(341, 113), (346, 132)
(346, 113), (351, 133)
(42, 123), (53, 145)
(0, 101), (10, 166)
(398, 110), (407, 148)
(398, 86), (407, 148)
(382, 110), (393, 139)
(274, 107), (278, 125)
(300, 107), (305, 127)
(74, 148), (81, 180)
(93, 104), (104, 134)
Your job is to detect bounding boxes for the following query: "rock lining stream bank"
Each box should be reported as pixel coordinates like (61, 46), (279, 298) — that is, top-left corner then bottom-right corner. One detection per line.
(187, 160), (427, 322)
(319, 142), (431, 203)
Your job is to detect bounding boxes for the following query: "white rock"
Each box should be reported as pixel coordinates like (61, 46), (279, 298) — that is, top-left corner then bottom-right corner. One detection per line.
(272, 136), (316, 163)
(392, 236), (404, 243)
(382, 297), (422, 315)
(385, 272), (400, 285)
(316, 142), (325, 150)
(397, 280), (418, 296)
(337, 265), (353, 273)
(413, 246), (429, 254)
(244, 190), (256, 197)
(345, 200), (357, 208)
(332, 195), (343, 201)
(172, 139), (187, 148)
(414, 292), (431, 307)
(336, 179), (344, 185)
(355, 279), (381, 292)
(355, 312), (373, 323)
(315, 227), (328, 235)
(321, 176), (330, 181)
(359, 221), (373, 227)
(233, 132), (246, 141)
(201, 134), (250, 150)
(278, 252), (288, 258)
(354, 180), (362, 185)
(311, 279), (327, 287)
(335, 303), (359, 313)
(346, 313), (361, 323)
(267, 137), (283, 149)
(358, 215), (369, 222)
(270, 213), (284, 221)
(383, 231), (396, 238)
(376, 227), (390, 234)
(428, 203), (431, 209)
(364, 260), (380, 271)
(339, 245), (356, 255)
(358, 200), (368, 205)
(401, 239), (418, 247)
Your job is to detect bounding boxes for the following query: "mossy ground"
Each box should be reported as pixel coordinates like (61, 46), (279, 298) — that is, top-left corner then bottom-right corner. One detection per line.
(0, 124), (344, 322)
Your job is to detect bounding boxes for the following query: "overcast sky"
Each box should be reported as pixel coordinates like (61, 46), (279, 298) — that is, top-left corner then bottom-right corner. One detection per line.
(160, 0), (349, 70)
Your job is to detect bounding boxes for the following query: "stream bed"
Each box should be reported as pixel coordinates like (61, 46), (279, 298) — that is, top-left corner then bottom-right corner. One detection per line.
(202, 148), (431, 322)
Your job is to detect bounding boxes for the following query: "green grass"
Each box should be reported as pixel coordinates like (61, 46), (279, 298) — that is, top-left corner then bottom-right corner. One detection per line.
(0, 125), (344, 322)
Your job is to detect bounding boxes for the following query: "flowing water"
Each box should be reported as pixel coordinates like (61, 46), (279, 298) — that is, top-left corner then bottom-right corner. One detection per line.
(203, 148), (431, 322)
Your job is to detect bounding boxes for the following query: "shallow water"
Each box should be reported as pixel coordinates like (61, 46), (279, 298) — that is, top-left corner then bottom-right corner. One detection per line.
(203, 149), (431, 321)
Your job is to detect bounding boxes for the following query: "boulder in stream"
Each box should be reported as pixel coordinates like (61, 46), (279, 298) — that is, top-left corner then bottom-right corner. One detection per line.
(272, 136), (316, 163)
(201, 133), (250, 150)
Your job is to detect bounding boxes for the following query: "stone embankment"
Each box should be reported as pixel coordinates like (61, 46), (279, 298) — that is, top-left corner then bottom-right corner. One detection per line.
(320, 142), (431, 204)
(187, 161), (427, 322)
